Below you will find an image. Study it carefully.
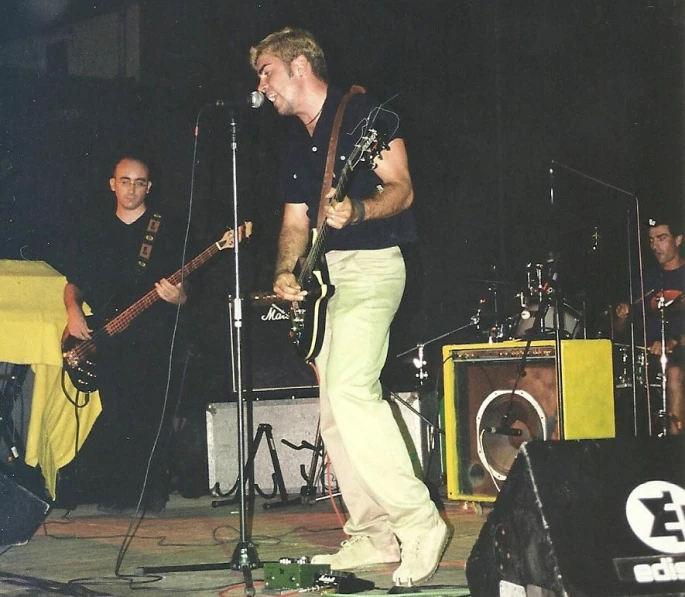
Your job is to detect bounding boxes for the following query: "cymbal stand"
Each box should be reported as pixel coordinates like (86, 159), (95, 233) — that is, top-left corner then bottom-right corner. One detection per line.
(396, 313), (481, 385)
(656, 295), (669, 437)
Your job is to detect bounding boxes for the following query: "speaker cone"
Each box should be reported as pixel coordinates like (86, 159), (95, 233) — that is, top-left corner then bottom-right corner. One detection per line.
(475, 390), (547, 481)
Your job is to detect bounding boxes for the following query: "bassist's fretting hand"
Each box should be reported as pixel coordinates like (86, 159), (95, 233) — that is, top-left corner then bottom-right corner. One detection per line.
(154, 278), (187, 306)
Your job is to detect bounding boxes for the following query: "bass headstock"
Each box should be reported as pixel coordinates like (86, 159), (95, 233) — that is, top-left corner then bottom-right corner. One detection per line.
(216, 221), (253, 250)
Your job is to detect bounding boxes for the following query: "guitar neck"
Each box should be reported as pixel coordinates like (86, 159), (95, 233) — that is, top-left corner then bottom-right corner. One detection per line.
(104, 240), (222, 336)
(297, 164), (356, 285)
(296, 126), (381, 285)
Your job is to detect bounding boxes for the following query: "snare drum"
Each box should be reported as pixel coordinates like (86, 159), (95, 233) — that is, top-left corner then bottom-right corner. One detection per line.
(514, 300), (581, 339)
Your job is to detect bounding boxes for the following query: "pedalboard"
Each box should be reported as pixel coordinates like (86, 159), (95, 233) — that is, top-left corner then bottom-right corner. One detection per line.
(263, 558), (331, 591)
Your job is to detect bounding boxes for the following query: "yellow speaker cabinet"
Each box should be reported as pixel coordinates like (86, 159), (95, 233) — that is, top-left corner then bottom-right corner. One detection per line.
(442, 339), (615, 502)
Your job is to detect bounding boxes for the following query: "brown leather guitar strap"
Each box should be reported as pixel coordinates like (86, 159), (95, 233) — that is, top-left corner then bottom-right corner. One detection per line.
(316, 85), (366, 227)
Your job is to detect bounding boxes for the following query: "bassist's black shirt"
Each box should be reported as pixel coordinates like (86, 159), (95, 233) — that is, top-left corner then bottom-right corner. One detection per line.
(65, 209), (189, 347)
(277, 85), (419, 251)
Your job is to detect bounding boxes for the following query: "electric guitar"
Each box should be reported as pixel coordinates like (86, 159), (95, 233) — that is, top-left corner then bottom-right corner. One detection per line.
(62, 226), (247, 392)
(290, 127), (386, 361)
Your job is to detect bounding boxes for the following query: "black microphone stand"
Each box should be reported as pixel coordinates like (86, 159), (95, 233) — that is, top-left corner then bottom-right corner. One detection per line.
(140, 109), (260, 596)
(547, 167), (566, 422)
(495, 168), (565, 435)
(224, 109), (261, 590)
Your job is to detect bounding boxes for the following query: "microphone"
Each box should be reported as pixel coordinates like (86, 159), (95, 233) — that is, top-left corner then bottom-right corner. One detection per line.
(484, 426), (523, 437)
(215, 91), (265, 109)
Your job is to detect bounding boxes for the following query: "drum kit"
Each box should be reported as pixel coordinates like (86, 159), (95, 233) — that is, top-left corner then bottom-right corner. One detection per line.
(477, 265), (685, 437)
(398, 259), (584, 383)
(401, 256), (684, 438)
(470, 261), (583, 345)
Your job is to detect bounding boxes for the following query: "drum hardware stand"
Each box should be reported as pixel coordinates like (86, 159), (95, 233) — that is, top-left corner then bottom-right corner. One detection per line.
(540, 258), (567, 426)
(487, 281), (502, 342)
(396, 312), (481, 384)
(654, 295), (670, 437)
(141, 108), (259, 594)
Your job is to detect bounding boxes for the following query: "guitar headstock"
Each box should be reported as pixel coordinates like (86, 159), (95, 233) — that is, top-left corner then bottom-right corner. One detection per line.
(348, 127), (388, 172)
(366, 127), (389, 169)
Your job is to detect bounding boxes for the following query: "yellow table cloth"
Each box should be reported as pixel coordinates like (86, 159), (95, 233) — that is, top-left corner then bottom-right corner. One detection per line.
(0, 260), (101, 498)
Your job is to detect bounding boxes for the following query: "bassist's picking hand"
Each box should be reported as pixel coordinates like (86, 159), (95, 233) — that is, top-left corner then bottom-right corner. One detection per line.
(274, 271), (307, 302)
(66, 309), (92, 340)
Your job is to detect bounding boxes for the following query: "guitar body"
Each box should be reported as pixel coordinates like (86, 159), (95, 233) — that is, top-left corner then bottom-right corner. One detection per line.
(286, 127), (386, 362)
(290, 242), (335, 362)
(61, 316), (103, 392)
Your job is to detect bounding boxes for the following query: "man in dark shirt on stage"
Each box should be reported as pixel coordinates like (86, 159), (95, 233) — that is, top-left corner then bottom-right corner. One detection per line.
(250, 27), (449, 586)
(63, 154), (190, 513)
(616, 215), (685, 435)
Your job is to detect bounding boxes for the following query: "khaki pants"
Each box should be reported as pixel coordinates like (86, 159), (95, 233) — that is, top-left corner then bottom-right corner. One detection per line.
(316, 247), (440, 544)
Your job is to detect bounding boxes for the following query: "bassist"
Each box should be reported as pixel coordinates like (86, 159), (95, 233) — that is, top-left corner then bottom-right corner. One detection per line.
(62, 154), (191, 514)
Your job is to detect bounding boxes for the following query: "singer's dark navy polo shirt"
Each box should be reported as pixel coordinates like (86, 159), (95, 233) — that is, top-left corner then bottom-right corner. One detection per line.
(277, 85), (418, 251)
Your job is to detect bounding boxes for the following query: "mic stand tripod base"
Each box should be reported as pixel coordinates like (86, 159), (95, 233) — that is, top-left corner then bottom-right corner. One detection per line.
(137, 539), (261, 594)
(231, 541), (261, 597)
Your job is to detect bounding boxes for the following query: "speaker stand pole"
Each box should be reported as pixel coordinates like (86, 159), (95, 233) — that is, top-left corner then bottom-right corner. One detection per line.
(140, 109), (260, 596)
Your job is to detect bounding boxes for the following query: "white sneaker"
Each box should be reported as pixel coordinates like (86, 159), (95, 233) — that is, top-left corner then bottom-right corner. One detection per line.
(393, 518), (450, 585)
(311, 534), (400, 570)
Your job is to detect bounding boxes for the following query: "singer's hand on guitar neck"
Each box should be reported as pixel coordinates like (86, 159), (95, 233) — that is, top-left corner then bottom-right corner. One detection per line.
(323, 192), (357, 229)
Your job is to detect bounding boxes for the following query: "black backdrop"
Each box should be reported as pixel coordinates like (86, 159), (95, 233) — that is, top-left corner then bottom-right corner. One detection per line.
(0, 0), (682, 392)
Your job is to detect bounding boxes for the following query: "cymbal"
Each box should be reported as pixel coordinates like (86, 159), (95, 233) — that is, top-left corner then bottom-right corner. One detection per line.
(648, 290), (685, 312)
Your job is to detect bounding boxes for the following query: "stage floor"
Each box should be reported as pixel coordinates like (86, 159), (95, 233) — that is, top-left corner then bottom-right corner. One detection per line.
(0, 491), (487, 597)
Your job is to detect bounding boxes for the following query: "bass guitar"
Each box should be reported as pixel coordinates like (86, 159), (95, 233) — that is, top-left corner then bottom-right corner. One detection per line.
(290, 126), (386, 361)
(62, 227), (245, 392)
